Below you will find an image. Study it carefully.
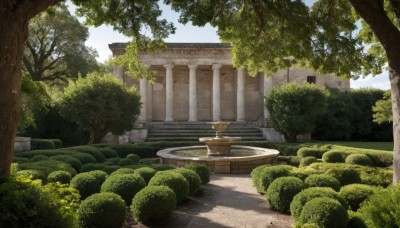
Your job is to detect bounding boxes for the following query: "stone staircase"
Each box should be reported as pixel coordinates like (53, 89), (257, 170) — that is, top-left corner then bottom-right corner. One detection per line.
(146, 122), (265, 142)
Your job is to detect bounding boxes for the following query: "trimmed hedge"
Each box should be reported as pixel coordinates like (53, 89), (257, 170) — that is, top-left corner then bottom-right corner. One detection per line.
(77, 192), (126, 228)
(117, 158), (136, 166)
(325, 147), (392, 167)
(185, 163), (210, 185)
(107, 144), (156, 158)
(290, 187), (348, 219)
(31, 139), (56, 150)
(304, 174), (341, 191)
(148, 171), (189, 204)
(87, 170), (108, 184)
(134, 167), (156, 184)
(266, 176), (305, 213)
(322, 151), (346, 163)
(131, 186), (176, 224)
(102, 165), (120, 174)
(299, 156), (317, 167)
(110, 168), (136, 176)
(339, 184), (377, 211)
(126, 153), (140, 163)
(80, 163), (105, 173)
(298, 197), (348, 228)
(98, 148), (119, 158)
(345, 154), (374, 167)
(18, 160), (76, 177)
(47, 170), (72, 184)
(297, 147), (327, 159)
(173, 168), (202, 196)
(16, 170), (46, 182)
(69, 146), (106, 162)
(31, 155), (49, 161)
(254, 165), (292, 193)
(325, 167), (361, 186)
(50, 155), (82, 171)
(100, 173), (146, 205)
(70, 173), (102, 199)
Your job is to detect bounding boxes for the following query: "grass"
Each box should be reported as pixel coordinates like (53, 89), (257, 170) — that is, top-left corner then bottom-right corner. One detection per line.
(307, 141), (393, 152)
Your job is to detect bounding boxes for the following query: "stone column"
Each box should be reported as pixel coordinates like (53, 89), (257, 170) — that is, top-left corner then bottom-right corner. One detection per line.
(164, 64), (174, 122)
(139, 78), (148, 121)
(236, 68), (245, 121)
(147, 82), (153, 121)
(264, 76), (273, 127)
(188, 65), (198, 121)
(112, 64), (124, 81)
(212, 64), (222, 121)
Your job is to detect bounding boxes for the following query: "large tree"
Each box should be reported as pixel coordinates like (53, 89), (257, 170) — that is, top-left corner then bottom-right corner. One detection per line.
(166, 0), (400, 185)
(0, 0), (174, 176)
(23, 5), (98, 83)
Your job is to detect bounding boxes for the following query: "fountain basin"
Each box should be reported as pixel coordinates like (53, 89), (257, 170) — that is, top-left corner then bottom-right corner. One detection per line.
(157, 145), (279, 174)
(199, 136), (241, 156)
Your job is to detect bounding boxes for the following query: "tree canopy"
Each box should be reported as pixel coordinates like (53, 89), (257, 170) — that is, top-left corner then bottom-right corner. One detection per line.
(58, 72), (141, 144)
(373, 90), (393, 124)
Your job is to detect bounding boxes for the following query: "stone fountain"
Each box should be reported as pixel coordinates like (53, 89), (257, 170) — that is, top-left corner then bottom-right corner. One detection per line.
(199, 121), (241, 156)
(157, 122), (279, 174)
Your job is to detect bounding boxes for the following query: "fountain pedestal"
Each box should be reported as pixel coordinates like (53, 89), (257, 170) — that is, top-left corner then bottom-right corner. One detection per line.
(199, 121), (241, 156)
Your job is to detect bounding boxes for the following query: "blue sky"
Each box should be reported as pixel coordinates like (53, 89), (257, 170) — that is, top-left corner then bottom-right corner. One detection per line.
(67, 2), (390, 90)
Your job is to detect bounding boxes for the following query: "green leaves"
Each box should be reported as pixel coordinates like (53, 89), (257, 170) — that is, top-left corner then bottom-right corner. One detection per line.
(373, 90), (393, 124)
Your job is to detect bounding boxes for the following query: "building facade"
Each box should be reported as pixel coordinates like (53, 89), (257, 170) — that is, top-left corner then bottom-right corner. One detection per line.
(109, 43), (350, 127)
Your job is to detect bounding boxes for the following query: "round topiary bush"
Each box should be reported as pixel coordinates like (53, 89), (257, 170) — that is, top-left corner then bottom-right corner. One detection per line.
(256, 165), (291, 193)
(47, 170), (72, 184)
(297, 148), (326, 159)
(87, 170), (108, 184)
(117, 158), (135, 166)
(102, 165), (120, 174)
(291, 172), (309, 181)
(50, 155), (82, 171)
(77, 192), (126, 228)
(287, 156), (302, 167)
(126, 154), (140, 163)
(298, 197), (348, 228)
(70, 173), (101, 199)
(185, 163), (210, 185)
(100, 173), (146, 205)
(134, 167), (156, 184)
(173, 167), (202, 196)
(345, 154), (374, 167)
(98, 148), (119, 158)
(251, 165), (270, 188)
(305, 174), (341, 191)
(322, 151), (345, 163)
(79, 163), (105, 173)
(347, 211), (367, 228)
(339, 184), (376, 211)
(148, 170), (189, 204)
(31, 155), (49, 161)
(299, 156), (318, 167)
(110, 168), (136, 176)
(16, 170), (46, 182)
(70, 153), (97, 164)
(266, 176), (305, 213)
(131, 186), (176, 224)
(325, 167), (361, 186)
(290, 187), (348, 219)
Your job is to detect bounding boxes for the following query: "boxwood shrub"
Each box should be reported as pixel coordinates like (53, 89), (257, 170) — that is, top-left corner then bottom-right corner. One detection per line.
(80, 163), (105, 173)
(77, 192), (126, 228)
(345, 154), (374, 167)
(110, 168), (136, 176)
(30, 139), (55, 150)
(86, 170), (108, 184)
(69, 146), (106, 162)
(266, 176), (305, 213)
(290, 187), (348, 219)
(69, 152), (97, 164)
(304, 174), (341, 191)
(173, 168), (202, 196)
(298, 197), (348, 228)
(117, 158), (136, 166)
(102, 165), (121, 174)
(185, 163), (210, 185)
(50, 155), (82, 171)
(107, 144), (156, 158)
(134, 167), (156, 184)
(100, 173), (146, 205)
(98, 148), (119, 158)
(30, 155), (49, 161)
(18, 160), (77, 177)
(47, 170), (72, 184)
(131, 186), (176, 224)
(255, 165), (292, 193)
(70, 173), (102, 199)
(148, 171), (189, 204)
(299, 156), (318, 167)
(325, 167), (361, 186)
(16, 170), (46, 182)
(339, 184), (377, 211)
(347, 211), (367, 228)
(126, 153), (140, 163)
(251, 164), (270, 190)
(322, 151), (346, 163)
(297, 148), (327, 159)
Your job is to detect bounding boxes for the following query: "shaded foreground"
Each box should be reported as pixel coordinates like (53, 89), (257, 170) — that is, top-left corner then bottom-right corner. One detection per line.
(127, 174), (292, 228)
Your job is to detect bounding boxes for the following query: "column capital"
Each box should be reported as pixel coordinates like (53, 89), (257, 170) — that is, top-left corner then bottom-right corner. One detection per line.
(188, 64), (198, 70)
(212, 64), (222, 70)
(164, 64), (174, 69)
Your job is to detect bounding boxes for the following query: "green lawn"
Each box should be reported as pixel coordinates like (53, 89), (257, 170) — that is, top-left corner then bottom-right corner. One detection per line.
(308, 141), (393, 152)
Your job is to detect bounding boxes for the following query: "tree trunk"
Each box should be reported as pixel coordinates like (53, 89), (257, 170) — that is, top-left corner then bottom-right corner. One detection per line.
(0, 14), (28, 176)
(349, 0), (400, 185)
(0, 0), (61, 177)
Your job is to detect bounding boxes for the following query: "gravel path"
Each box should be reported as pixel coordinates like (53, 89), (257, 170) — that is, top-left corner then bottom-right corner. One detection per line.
(129, 174), (293, 228)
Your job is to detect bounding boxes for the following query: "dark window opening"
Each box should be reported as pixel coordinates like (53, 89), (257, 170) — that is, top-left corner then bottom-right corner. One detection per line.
(307, 76), (316, 84)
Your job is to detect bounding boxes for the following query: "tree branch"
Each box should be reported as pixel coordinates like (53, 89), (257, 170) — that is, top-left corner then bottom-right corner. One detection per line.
(389, 0), (400, 24)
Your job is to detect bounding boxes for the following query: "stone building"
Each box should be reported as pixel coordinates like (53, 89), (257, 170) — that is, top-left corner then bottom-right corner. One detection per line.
(109, 43), (350, 142)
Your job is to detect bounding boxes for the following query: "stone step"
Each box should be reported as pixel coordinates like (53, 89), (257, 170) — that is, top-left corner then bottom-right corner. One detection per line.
(148, 132), (263, 137)
(149, 129), (262, 133)
(146, 136), (265, 142)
